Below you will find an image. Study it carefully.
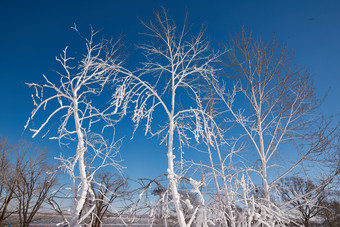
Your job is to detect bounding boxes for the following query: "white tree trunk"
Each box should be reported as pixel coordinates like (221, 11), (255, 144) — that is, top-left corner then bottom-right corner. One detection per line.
(167, 118), (187, 227)
(72, 96), (89, 227)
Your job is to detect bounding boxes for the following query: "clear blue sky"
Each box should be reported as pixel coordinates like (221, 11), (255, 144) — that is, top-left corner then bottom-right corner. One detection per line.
(0, 0), (339, 180)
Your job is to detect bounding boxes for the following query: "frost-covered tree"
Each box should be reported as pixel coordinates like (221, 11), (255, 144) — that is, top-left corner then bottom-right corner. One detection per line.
(206, 28), (338, 226)
(120, 9), (220, 226)
(25, 26), (125, 226)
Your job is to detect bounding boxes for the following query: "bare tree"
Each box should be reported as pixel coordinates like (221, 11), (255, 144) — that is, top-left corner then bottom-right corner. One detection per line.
(90, 172), (128, 227)
(25, 26), (126, 226)
(279, 177), (327, 226)
(120, 9), (220, 226)
(319, 190), (340, 227)
(0, 137), (16, 225)
(205, 28), (338, 226)
(14, 143), (57, 227)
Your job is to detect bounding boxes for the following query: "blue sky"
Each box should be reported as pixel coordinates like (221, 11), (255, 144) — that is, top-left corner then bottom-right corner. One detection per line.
(0, 0), (339, 181)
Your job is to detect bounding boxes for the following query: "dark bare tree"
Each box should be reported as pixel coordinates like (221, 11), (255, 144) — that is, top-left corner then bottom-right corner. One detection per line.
(319, 190), (340, 227)
(279, 177), (327, 227)
(90, 172), (128, 227)
(0, 137), (17, 225)
(14, 143), (57, 227)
